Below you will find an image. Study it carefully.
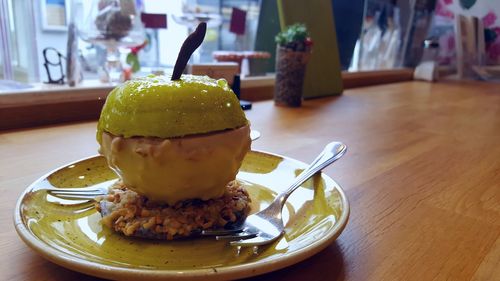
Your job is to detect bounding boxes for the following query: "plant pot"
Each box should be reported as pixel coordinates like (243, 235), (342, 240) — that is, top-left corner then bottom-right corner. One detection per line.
(274, 46), (311, 107)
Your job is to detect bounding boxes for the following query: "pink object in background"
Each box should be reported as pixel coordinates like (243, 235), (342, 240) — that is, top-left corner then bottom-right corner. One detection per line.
(431, 0), (500, 65)
(230, 8), (246, 35)
(436, 0), (454, 18)
(141, 13), (167, 29)
(483, 11), (500, 63)
(482, 12), (497, 27)
(487, 42), (500, 62)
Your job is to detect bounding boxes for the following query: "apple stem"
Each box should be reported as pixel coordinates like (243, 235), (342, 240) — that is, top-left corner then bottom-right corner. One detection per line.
(171, 22), (207, 81)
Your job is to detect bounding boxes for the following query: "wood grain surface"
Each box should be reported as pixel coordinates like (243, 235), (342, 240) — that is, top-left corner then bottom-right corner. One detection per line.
(1, 81), (499, 281)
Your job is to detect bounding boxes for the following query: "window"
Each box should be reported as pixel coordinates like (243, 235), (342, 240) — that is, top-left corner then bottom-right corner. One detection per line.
(0, 0), (39, 83)
(0, 0), (447, 87)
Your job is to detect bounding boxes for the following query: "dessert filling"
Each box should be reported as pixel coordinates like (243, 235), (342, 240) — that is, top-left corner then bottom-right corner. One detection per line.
(98, 124), (251, 205)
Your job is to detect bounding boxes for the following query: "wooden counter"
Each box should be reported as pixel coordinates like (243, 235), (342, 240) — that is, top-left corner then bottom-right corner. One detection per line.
(1, 81), (499, 280)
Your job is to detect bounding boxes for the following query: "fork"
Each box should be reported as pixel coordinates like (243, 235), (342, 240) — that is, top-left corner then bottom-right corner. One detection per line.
(45, 181), (112, 200)
(201, 141), (347, 247)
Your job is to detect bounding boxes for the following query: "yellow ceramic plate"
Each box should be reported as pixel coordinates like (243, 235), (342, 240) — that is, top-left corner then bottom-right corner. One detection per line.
(14, 151), (349, 280)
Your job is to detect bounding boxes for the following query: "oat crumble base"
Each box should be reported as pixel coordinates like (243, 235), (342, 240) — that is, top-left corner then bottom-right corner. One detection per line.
(95, 180), (251, 240)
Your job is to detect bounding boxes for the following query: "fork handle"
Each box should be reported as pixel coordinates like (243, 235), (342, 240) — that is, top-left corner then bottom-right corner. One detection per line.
(277, 141), (347, 206)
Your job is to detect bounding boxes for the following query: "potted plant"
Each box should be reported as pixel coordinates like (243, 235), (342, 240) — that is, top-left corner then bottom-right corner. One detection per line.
(274, 23), (313, 107)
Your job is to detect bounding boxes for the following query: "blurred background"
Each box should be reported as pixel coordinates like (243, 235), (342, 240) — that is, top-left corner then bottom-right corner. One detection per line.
(0, 0), (499, 85)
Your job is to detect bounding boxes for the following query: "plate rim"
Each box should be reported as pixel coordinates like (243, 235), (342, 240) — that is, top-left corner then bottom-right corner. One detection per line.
(13, 150), (349, 280)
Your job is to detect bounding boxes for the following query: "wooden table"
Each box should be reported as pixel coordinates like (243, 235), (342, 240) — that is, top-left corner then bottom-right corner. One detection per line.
(1, 81), (499, 280)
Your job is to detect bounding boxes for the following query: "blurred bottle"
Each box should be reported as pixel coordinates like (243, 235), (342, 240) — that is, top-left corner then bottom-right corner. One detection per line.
(414, 37), (440, 81)
(421, 37), (440, 62)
